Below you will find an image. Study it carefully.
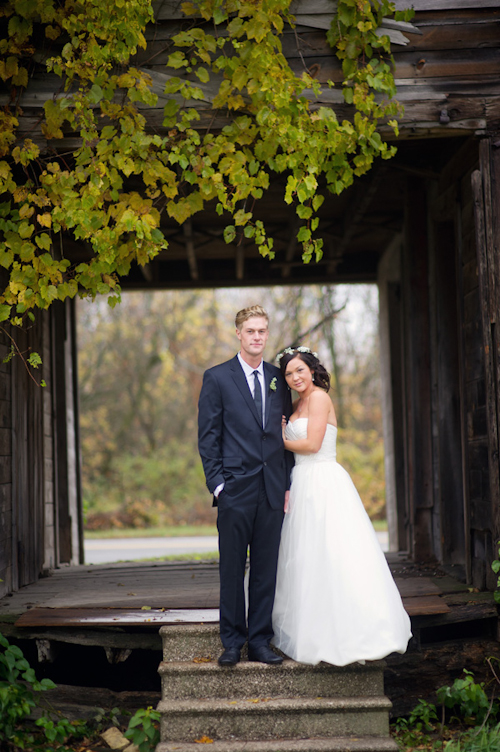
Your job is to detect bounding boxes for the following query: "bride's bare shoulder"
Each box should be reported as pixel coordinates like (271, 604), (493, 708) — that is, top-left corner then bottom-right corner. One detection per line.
(309, 389), (331, 406)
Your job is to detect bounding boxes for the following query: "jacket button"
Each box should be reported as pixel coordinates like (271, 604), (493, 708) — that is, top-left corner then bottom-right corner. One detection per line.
(262, 435), (266, 440)
(264, 462), (267, 466)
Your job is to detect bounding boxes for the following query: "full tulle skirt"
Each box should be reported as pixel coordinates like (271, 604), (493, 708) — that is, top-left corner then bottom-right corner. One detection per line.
(272, 457), (412, 666)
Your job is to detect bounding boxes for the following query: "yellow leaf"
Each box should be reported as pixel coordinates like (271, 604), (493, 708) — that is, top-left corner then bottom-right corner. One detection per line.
(194, 736), (214, 744)
(19, 205), (34, 219)
(38, 213), (52, 228)
(12, 67), (28, 88)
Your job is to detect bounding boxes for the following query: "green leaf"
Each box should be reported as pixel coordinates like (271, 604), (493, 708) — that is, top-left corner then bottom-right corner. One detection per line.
(0, 305), (11, 322)
(195, 67), (209, 83)
(35, 234), (51, 251)
(167, 52), (187, 70)
(88, 84), (103, 104)
(223, 225), (236, 244)
(18, 221), (33, 239)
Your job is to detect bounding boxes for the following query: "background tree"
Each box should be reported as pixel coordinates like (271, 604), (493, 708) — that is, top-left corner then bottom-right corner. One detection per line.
(78, 284), (385, 529)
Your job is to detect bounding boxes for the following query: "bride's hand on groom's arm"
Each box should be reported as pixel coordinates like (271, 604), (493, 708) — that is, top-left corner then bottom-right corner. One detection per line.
(284, 490), (290, 513)
(282, 415), (287, 443)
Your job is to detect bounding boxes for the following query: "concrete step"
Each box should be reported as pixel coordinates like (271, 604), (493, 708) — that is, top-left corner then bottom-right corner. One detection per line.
(157, 697), (392, 742)
(157, 738), (398, 752)
(160, 624), (223, 662)
(158, 659), (385, 700)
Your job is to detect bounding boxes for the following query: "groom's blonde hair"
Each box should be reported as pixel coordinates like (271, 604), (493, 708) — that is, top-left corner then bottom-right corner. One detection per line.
(235, 305), (269, 329)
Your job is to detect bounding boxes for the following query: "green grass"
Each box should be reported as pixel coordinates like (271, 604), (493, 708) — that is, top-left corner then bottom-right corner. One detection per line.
(84, 524), (218, 539)
(443, 725), (500, 752)
(371, 519), (387, 531)
(130, 550), (220, 563)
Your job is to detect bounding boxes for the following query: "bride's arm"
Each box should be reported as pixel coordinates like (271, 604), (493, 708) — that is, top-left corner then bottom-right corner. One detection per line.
(283, 391), (332, 454)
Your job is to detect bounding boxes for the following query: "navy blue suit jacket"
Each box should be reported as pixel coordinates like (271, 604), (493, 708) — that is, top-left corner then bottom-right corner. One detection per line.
(198, 355), (293, 510)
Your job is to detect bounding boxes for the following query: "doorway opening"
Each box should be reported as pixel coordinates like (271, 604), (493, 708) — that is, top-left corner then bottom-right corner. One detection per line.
(76, 283), (387, 565)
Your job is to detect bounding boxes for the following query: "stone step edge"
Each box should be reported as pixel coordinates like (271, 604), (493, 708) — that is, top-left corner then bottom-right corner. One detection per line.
(160, 624), (221, 636)
(158, 660), (386, 674)
(157, 697), (392, 714)
(156, 736), (398, 752)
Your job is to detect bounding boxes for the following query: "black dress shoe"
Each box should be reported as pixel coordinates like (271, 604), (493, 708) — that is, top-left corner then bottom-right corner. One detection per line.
(247, 645), (283, 665)
(218, 648), (241, 666)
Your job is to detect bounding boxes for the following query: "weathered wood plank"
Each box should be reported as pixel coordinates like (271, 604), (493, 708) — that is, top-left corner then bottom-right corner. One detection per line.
(394, 577), (442, 596)
(395, 0), (500, 8)
(15, 607), (219, 628)
(402, 595), (451, 615)
(403, 176), (435, 560)
(153, 0), (500, 19)
(472, 158), (500, 549)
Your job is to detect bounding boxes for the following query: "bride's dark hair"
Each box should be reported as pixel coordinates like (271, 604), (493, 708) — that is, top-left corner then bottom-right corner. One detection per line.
(278, 349), (330, 392)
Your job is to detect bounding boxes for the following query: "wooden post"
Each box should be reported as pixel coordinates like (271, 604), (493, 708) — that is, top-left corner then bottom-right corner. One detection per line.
(403, 177), (435, 561)
(472, 138), (500, 587)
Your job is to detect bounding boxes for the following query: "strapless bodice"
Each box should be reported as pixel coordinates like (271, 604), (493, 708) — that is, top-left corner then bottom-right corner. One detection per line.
(285, 418), (337, 464)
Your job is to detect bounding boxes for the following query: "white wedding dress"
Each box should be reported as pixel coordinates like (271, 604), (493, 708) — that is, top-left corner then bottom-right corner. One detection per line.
(272, 418), (412, 666)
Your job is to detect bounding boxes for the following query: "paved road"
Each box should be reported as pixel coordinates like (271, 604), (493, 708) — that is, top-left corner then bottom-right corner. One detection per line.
(84, 536), (219, 565)
(84, 531), (389, 565)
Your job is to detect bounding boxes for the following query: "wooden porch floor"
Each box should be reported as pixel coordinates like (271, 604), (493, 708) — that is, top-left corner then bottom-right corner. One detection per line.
(0, 556), (498, 718)
(0, 554), (495, 636)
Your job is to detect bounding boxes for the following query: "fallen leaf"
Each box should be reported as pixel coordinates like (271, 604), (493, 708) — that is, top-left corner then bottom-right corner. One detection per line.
(193, 656), (212, 663)
(141, 606), (151, 611)
(194, 736), (213, 744)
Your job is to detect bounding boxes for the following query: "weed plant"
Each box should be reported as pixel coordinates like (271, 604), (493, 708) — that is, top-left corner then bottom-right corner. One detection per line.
(392, 667), (500, 752)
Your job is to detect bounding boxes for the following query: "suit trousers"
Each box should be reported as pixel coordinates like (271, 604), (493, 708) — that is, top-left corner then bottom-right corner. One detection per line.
(217, 474), (284, 650)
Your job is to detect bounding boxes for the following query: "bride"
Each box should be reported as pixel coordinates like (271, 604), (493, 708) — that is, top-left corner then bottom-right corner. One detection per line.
(272, 346), (412, 666)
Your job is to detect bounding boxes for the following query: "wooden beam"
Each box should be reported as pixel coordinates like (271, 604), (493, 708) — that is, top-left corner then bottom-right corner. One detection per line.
(472, 140), (500, 576)
(403, 176), (435, 562)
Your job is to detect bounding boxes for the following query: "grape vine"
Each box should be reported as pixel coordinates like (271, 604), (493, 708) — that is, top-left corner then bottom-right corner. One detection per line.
(0, 0), (412, 325)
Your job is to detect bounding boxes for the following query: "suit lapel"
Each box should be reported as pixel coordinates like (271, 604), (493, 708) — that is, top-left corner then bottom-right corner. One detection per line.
(230, 356), (262, 426)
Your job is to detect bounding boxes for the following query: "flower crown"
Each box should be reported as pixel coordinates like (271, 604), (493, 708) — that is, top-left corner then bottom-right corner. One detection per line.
(276, 346), (318, 364)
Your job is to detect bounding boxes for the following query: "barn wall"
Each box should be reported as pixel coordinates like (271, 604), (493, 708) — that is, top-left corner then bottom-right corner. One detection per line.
(386, 135), (500, 586)
(378, 235), (406, 553)
(0, 328), (13, 599)
(426, 141), (479, 578)
(469, 138), (500, 590)
(0, 301), (82, 598)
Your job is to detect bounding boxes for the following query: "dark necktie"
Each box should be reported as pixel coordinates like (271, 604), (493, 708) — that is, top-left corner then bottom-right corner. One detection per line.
(253, 370), (263, 425)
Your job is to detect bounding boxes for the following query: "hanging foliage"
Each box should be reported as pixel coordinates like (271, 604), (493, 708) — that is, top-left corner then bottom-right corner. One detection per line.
(0, 0), (412, 325)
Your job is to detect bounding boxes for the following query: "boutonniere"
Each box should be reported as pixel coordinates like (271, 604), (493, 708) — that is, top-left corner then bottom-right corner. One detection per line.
(270, 377), (277, 392)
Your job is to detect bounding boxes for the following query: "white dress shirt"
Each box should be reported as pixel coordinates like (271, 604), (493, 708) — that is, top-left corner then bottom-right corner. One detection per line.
(237, 352), (266, 422)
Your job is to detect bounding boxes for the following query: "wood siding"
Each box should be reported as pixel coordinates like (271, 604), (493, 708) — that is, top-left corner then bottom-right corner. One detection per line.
(0, 303), (82, 598)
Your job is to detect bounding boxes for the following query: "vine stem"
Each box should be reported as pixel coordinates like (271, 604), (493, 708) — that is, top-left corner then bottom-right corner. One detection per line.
(0, 325), (43, 387)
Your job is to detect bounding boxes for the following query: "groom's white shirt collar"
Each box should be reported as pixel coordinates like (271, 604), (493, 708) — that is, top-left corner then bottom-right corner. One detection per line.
(237, 352), (264, 381)
(237, 353), (266, 412)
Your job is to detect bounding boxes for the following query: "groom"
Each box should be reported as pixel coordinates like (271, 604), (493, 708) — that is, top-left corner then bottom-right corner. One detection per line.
(198, 305), (293, 666)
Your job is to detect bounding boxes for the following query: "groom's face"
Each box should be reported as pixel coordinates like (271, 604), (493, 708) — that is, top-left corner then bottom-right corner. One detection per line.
(236, 316), (269, 360)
